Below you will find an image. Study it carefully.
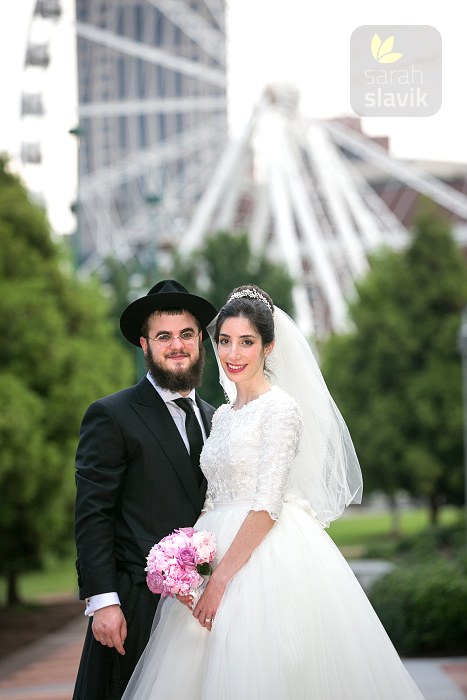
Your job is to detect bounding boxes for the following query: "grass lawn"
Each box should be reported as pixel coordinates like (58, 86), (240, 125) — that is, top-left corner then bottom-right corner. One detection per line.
(0, 555), (78, 606)
(326, 506), (460, 557)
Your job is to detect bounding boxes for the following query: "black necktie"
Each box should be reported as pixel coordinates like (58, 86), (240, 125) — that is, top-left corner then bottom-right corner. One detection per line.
(173, 398), (204, 486)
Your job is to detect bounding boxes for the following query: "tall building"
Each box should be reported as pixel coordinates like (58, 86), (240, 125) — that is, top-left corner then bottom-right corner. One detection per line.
(74, 0), (227, 272)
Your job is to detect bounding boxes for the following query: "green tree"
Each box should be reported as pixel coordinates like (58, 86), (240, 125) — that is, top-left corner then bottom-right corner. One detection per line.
(0, 158), (133, 605)
(170, 230), (295, 405)
(322, 204), (467, 525)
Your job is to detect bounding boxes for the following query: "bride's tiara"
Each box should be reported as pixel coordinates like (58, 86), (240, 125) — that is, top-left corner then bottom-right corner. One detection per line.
(227, 289), (274, 314)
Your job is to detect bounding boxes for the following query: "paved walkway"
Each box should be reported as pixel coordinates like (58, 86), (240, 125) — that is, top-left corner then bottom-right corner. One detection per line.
(0, 614), (465, 699)
(0, 615), (86, 700)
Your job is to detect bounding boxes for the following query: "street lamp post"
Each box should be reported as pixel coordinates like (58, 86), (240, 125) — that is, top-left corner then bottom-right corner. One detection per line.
(457, 306), (467, 549)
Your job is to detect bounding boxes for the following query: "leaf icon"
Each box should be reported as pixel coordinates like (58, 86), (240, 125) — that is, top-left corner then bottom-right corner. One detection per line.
(371, 33), (382, 61)
(379, 36), (394, 57)
(370, 32), (403, 63)
(379, 52), (403, 63)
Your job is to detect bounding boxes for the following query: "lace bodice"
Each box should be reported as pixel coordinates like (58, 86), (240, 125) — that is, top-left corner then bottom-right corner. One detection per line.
(200, 386), (303, 520)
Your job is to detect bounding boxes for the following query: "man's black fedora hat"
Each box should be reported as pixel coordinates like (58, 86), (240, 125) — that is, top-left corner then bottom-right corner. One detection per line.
(120, 279), (217, 347)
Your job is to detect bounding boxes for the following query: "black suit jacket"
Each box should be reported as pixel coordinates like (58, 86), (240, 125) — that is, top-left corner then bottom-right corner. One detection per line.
(74, 377), (215, 600)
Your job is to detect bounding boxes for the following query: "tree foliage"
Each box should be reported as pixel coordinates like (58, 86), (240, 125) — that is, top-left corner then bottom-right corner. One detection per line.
(170, 230), (295, 405)
(0, 158), (133, 604)
(321, 203), (467, 521)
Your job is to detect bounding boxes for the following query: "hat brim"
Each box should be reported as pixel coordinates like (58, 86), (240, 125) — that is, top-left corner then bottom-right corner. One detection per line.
(120, 291), (217, 346)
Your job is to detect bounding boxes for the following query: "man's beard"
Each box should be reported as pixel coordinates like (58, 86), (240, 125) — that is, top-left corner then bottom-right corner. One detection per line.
(144, 343), (206, 392)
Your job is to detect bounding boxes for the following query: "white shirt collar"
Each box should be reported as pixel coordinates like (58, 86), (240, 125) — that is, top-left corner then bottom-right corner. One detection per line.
(146, 372), (197, 404)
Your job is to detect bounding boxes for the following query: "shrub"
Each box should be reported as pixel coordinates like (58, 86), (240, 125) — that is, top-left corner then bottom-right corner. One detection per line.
(365, 520), (464, 564)
(369, 558), (467, 655)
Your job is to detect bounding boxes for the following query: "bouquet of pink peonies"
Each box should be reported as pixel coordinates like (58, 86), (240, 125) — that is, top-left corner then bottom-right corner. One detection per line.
(146, 527), (216, 599)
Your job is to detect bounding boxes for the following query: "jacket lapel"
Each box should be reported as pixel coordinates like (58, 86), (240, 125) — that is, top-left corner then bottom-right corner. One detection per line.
(131, 378), (203, 511)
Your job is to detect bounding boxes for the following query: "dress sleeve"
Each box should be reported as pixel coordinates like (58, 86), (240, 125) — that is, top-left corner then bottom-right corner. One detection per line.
(252, 393), (303, 520)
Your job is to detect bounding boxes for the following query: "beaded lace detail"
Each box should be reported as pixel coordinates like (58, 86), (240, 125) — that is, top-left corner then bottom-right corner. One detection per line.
(201, 386), (303, 520)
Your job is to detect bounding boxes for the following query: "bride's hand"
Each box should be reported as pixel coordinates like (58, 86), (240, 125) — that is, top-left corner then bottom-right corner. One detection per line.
(193, 574), (226, 630)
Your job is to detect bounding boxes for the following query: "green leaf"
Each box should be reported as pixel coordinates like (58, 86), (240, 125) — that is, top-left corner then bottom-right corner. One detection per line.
(196, 562), (213, 576)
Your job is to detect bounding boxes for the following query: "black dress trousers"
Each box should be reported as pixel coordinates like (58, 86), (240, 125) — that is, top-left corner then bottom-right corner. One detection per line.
(73, 570), (159, 700)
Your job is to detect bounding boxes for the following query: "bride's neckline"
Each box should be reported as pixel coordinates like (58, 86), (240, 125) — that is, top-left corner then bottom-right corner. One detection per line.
(230, 386), (277, 412)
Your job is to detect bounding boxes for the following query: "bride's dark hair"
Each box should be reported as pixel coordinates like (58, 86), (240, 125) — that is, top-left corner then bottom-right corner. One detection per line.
(214, 284), (274, 347)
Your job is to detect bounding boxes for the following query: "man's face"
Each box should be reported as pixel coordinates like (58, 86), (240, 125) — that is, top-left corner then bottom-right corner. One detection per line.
(140, 311), (204, 393)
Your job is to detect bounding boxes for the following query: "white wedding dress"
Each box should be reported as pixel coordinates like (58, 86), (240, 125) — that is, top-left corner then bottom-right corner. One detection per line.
(123, 386), (425, 699)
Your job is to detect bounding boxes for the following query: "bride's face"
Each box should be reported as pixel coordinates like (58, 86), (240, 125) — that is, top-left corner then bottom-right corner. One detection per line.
(217, 315), (272, 386)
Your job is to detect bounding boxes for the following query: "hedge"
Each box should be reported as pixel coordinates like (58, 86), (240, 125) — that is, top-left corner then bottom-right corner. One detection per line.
(369, 557), (467, 655)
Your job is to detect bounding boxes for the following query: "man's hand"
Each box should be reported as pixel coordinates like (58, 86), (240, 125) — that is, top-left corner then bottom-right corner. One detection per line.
(176, 593), (194, 609)
(92, 604), (127, 655)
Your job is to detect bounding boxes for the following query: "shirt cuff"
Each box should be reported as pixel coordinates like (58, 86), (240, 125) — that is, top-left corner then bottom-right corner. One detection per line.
(85, 592), (121, 617)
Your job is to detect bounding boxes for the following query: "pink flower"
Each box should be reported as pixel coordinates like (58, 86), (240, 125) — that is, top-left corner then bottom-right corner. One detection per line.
(146, 570), (165, 595)
(147, 547), (166, 570)
(176, 546), (197, 569)
(159, 533), (186, 557)
(191, 530), (216, 564)
(146, 527), (216, 599)
(177, 527), (196, 537)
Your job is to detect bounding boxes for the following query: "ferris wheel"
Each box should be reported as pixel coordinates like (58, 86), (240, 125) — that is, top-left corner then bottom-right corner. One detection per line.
(19, 0), (77, 234)
(179, 84), (467, 338)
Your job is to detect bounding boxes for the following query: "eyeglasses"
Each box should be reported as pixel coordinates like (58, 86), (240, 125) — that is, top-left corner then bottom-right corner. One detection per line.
(146, 331), (200, 346)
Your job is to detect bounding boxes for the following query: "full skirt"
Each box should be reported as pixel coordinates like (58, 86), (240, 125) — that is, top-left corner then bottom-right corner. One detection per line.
(122, 502), (424, 699)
